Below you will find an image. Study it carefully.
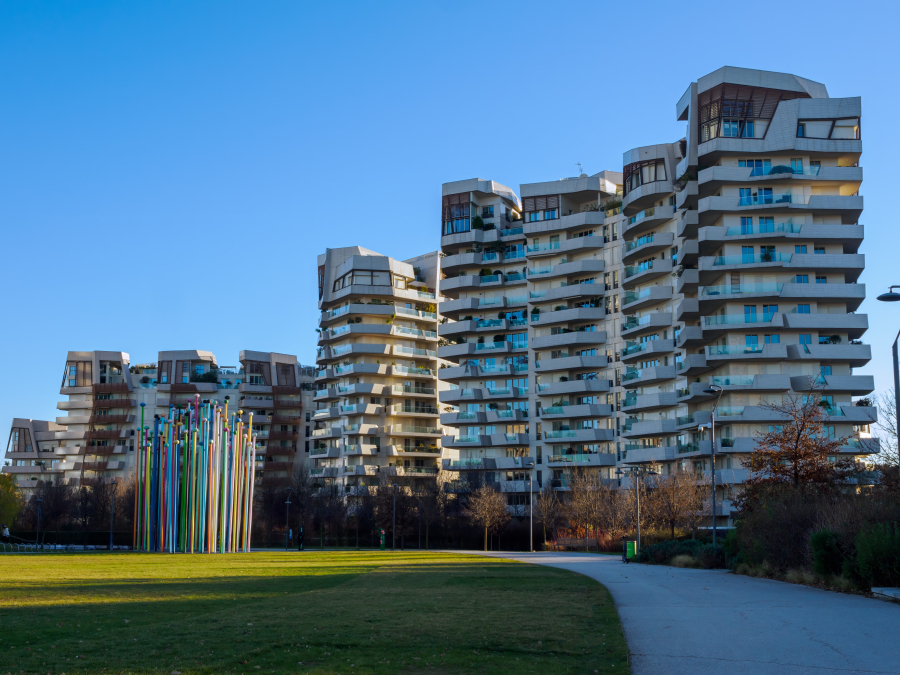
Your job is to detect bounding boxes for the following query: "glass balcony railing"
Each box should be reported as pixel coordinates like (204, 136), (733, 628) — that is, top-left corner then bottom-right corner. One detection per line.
(394, 425), (440, 434)
(708, 375), (755, 386)
(391, 385), (435, 395)
(486, 387), (512, 396)
(545, 430), (577, 439)
(704, 312), (776, 326)
(454, 436), (481, 444)
(716, 406), (745, 417)
(528, 266), (553, 275)
(478, 297), (503, 306)
(624, 261), (654, 278)
(623, 288), (654, 305)
(623, 315), (652, 330)
(394, 347), (437, 357)
(748, 164), (821, 177)
(331, 344), (353, 355)
(706, 344), (764, 356)
(527, 242), (561, 253)
(505, 250), (526, 260)
(392, 366), (432, 375)
(677, 443), (699, 454)
(737, 193), (808, 207)
(713, 253), (791, 266)
(628, 205), (675, 225)
(625, 234), (655, 251)
(622, 370), (643, 382)
(529, 291), (548, 299)
(476, 319), (504, 328)
(475, 342), (507, 351)
(676, 414), (695, 425)
(622, 342), (647, 356)
(328, 305), (351, 318)
(481, 252), (500, 262)
(725, 220), (800, 236)
(500, 227), (524, 236)
(507, 296), (528, 305)
(455, 412), (478, 420)
(505, 272), (526, 282)
(702, 282), (783, 295)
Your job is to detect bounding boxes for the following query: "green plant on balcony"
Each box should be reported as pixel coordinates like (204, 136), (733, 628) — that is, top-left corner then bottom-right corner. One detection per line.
(413, 266), (422, 277)
(477, 336), (485, 344)
(559, 376), (569, 382)
(480, 267), (493, 276)
(472, 215), (484, 230)
(531, 307), (540, 314)
(828, 335), (842, 344)
(488, 402), (499, 411)
(190, 368), (219, 383)
(140, 376), (151, 384)
(453, 336), (467, 344)
(385, 313), (395, 325)
(462, 315), (473, 320)
(554, 305), (565, 311)
(493, 334), (506, 343)
(493, 269), (502, 276)
(355, 317), (362, 323)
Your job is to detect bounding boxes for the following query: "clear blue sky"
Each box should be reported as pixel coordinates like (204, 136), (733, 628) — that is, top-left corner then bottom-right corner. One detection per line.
(1, 0), (897, 443)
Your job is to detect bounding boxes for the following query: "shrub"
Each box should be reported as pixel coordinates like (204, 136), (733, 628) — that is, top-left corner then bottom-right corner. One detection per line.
(636, 538), (725, 569)
(671, 554), (702, 568)
(810, 529), (843, 577)
(855, 522), (900, 587)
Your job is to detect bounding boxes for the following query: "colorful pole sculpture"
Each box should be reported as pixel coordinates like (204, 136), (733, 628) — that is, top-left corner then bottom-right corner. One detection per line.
(133, 397), (256, 553)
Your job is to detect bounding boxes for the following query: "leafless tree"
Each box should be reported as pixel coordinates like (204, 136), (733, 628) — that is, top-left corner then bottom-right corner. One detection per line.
(535, 481), (562, 545)
(873, 389), (898, 467)
(652, 469), (709, 539)
(566, 467), (606, 539)
(465, 484), (510, 551)
(418, 470), (452, 549)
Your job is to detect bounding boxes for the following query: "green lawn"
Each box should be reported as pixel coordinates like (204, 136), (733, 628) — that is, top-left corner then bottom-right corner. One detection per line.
(0, 551), (629, 675)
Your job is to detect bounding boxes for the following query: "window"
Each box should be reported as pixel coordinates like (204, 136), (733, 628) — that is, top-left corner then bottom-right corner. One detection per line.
(763, 304), (778, 316)
(820, 365), (832, 376)
(746, 335), (759, 348)
(816, 276), (827, 284)
(723, 119), (741, 137)
(195, 365), (205, 375)
(795, 245), (807, 254)
(509, 332), (527, 349)
(796, 304), (810, 314)
(740, 217), (752, 234)
(764, 334), (779, 344)
(528, 212), (540, 222)
(742, 121), (755, 138)
(815, 246), (826, 254)
(797, 123), (806, 137)
(69, 366), (76, 376)
(796, 275), (809, 284)
(482, 206), (494, 217)
(68, 379), (75, 387)
(790, 158), (803, 173)
(739, 159), (771, 175)
(818, 335), (833, 345)
(544, 208), (558, 220)
(809, 160), (821, 175)
(799, 334), (812, 345)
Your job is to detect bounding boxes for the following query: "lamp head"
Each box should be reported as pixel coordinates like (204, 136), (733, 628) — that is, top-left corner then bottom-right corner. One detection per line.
(704, 384), (723, 396)
(877, 287), (900, 302)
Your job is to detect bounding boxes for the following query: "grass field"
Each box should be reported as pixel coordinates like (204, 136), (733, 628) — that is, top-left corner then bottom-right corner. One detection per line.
(0, 550), (630, 675)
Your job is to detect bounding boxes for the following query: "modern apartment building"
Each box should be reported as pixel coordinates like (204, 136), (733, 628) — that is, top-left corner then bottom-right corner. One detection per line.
(314, 246), (443, 493)
(3, 350), (316, 491)
(438, 67), (876, 523)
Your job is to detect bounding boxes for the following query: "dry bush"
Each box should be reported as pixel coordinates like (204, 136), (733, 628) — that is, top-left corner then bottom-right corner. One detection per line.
(671, 554), (702, 568)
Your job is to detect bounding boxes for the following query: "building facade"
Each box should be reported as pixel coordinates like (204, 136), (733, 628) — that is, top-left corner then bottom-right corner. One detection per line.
(3, 350), (316, 491)
(314, 246), (443, 493)
(438, 67), (876, 523)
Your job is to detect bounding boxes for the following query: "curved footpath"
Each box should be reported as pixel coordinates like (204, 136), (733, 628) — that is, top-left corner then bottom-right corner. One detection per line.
(461, 551), (899, 675)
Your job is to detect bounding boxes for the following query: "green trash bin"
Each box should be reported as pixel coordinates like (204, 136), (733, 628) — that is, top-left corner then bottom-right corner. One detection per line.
(626, 540), (637, 560)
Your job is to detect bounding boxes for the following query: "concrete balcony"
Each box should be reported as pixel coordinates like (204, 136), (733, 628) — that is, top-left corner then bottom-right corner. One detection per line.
(440, 273), (527, 294)
(318, 323), (393, 344)
(697, 194), (864, 228)
(621, 338), (676, 364)
(536, 355), (607, 373)
(437, 364), (478, 383)
(524, 210), (605, 238)
(621, 392), (678, 413)
(676, 210), (700, 239)
(787, 253), (865, 282)
(622, 285), (672, 312)
(622, 445), (675, 464)
(705, 342), (788, 363)
(705, 374), (793, 394)
(527, 258), (605, 282)
(622, 365), (677, 388)
(531, 331), (607, 350)
(791, 375), (874, 395)
(530, 307), (606, 327)
(439, 388), (483, 404)
(786, 343), (871, 368)
(676, 180), (698, 210)
(439, 297), (480, 316)
(623, 204), (677, 237)
(319, 302), (397, 327)
(545, 453), (617, 468)
(311, 406), (340, 421)
(622, 312), (673, 339)
(540, 403), (613, 419)
(486, 409), (530, 424)
(622, 182), (675, 216)
(622, 259), (674, 290)
(535, 379), (610, 398)
(440, 411), (486, 426)
(319, 343), (391, 363)
(623, 419), (678, 439)
(675, 354), (712, 378)
(676, 268), (699, 295)
(526, 236), (603, 259)
(622, 232), (674, 264)
(310, 427), (342, 439)
(543, 428), (615, 443)
(676, 326), (705, 349)
(782, 312), (868, 340)
(697, 223), (865, 256)
(698, 165), (863, 199)
(780, 282), (866, 311)
(531, 284), (603, 304)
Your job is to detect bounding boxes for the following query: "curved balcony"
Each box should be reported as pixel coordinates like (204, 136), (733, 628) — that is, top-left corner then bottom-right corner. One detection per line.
(526, 258), (605, 282)
(529, 284), (603, 304)
(535, 379), (610, 398)
(676, 354), (712, 378)
(622, 259), (674, 289)
(526, 237), (603, 258)
(622, 312), (673, 339)
(523, 210), (605, 238)
(705, 343), (788, 362)
(623, 204), (677, 237)
(622, 181), (675, 216)
(621, 338), (676, 363)
(622, 419), (678, 440)
(621, 392), (677, 413)
(535, 354), (607, 373)
(697, 136), (862, 163)
(698, 165), (863, 199)
(540, 403), (613, 419)
(543, 428), (615, 443)
(786, 342), (871, 368)
(319, 343), (391, 363)
(782, 312), (868, 340)
(698, 223), (864, 256)
(622, 232), (675, 264)
(676, 297), (700, 322)
(676, 210), (700, 239)
(697, 194), (864, 228)
(546, 452), (617, 468)
(622, 365), (677, 388)
(531, 330), (607, 350)
(622, 285), (672, 312)
(529, 307), (605, 327)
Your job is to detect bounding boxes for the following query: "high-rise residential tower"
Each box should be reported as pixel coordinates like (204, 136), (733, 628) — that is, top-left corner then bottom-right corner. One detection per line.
(314, 246), (443, 493)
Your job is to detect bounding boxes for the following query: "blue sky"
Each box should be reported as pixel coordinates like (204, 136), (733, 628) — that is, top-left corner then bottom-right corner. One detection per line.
(1, 0), (897, 443)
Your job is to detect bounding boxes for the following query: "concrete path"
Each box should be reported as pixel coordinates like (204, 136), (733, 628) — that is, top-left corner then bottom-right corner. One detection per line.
(462, 551), (900, 675)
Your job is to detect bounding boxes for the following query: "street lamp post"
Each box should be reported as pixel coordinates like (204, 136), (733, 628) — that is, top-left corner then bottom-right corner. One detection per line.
(701, 384), (724, 547)
(615, 466), (657, 552)
(284, 487), (292, 552)
(391, 483), (398, 551)
(109, 479), (118, 551)
(876, 287), (900, 466)
(529, 458), (534, 552)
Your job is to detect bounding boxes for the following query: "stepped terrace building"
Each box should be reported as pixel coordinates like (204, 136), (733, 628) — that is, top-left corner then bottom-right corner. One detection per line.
(314, 247), (444, 493)
(437, 67), (877, 524)
(3, 350), (316, 491)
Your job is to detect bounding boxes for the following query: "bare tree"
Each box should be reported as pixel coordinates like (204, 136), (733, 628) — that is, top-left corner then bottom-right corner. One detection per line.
(653, 469), (708, 539)
(290, 464), (314, 544)
(466, 484), (510, 551)
(535, 481), (562, 545)
(419, 471), (452, 549)
(566, 467), (605, 540)
(873, 389), (898, 466)
(681, 471), (712, 538)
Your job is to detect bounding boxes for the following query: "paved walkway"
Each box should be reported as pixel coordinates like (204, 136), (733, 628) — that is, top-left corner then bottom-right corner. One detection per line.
(461, 551), (900, 675)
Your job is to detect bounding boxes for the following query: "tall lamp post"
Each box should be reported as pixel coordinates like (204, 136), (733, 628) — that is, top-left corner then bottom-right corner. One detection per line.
(391, 483), (399, 551)
(284, 487), (292, 552)
(109, 479), (118, 551)
(528, 456), (534, 552)
(702, 384), (724, 547)
(36, 497), (43, 550)
(615, 466), (657, 552)
(876, 287), (900, 466)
